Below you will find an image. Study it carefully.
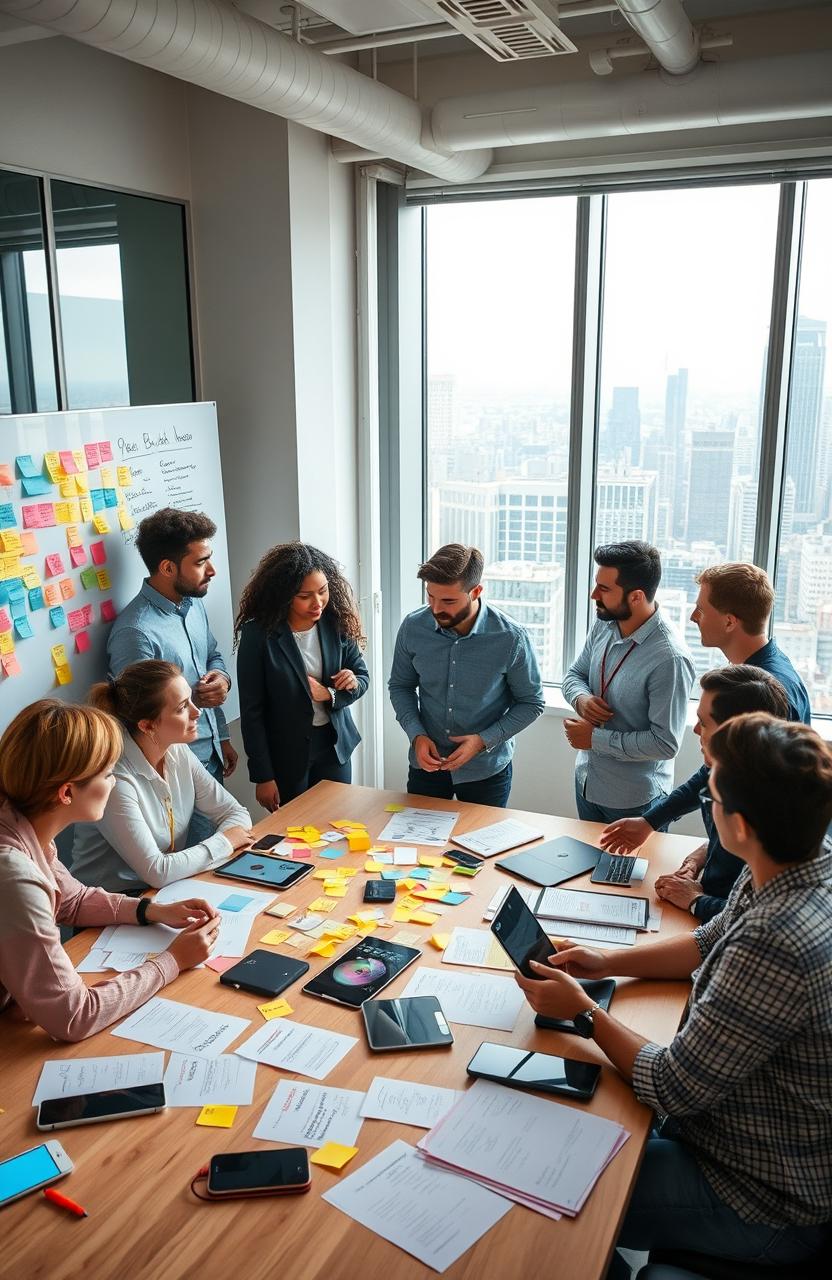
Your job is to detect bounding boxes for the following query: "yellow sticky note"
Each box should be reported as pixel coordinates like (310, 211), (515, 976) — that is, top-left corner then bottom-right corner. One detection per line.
(196, 1105), (237, 1129)
(302, 826), (321, 840)
(401, 878), (418, 891)
(332, 819), (367, 831)
(430, 933), (451, 951)
(118, 508), (134, 531)
(398, 895), (422, 911)
(259, 928), (291, 945)
(347, 833), (371, 853)
(257, 997), (293, 1021)
(44, 451), (62, 482)
(384, 803), (406, 813)
(364, 860), (384, 873)
(75, 473), (89, 494)
(418, 855), (443, 868)
(100, 466), (115, 487)
(392, 907), (412, 924)
(0, 632), (14, 655)
(286, 826), (305, 835)
(312, 869), (332, 881)
(308, 939), (338, 958)
(336, 867), (359, 878)
(96, 569), (112, 590)
(308, 897), (339, 915)
(348, 910), (378, 925)
(323, 884), (347, 899)
(117, 465), (133, 487)
(79, 497), (93, 522)
(0, 530), (22, 553)
(310, 1143), (358, 1171)
(53, 502), (72, 524)
(357, 920), (379, 934)
(323, 923), (356, 942)
(265, 902), (295, 918)
(55, 663), (73, 686)
(306, 841), (327, 850)
(92, 513), (111, 534)
(51, 644), (68, 667)
(21, 566), (42, 589)
(411, 910), (440, 926)
(59, 476), (78, 498)
(71, 450), (86, 473)
(65, 525), (82, 548)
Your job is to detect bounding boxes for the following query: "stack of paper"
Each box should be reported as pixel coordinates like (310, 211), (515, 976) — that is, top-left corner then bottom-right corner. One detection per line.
(377, 807), (459, 848)
(417, 1079), (628, 1219)
(451, 817), (544, 858)
(482, 885), (638, 947)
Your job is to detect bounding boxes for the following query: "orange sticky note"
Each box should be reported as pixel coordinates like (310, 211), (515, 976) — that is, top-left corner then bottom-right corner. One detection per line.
(347, 833), (371, 853)
(430, 933), (451, 951)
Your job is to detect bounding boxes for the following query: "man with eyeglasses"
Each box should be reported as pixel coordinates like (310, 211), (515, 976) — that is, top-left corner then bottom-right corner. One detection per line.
(516, 712), (832, 1275)
(600, 665), (789, 920)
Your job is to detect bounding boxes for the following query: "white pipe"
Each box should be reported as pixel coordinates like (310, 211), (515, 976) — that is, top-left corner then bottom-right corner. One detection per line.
(615, 0), (699, 75)
(431, 50), (832, 151)
(0, 0), (492, 183)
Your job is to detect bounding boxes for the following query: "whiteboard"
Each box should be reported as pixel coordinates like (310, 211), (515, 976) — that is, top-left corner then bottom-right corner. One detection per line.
(0, 402), (238, 727)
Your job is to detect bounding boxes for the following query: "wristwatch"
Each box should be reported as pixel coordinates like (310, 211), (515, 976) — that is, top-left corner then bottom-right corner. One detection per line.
(689, 899), (699, 918)
(573, 1002), (601, 1039)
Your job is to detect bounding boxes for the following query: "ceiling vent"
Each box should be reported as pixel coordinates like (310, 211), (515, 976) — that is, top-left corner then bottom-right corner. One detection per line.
(427, 0), (577, 60)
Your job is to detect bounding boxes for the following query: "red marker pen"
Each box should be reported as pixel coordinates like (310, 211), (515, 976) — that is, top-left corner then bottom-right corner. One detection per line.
(43, 1188), (88, 1218)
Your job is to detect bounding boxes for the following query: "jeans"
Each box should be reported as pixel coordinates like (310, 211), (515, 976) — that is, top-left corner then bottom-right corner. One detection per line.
(186, 751), (226, 846)
(575, 779), (669, 829)
(407, 762), (512, 808)
(279, 724), (353, 805)
(606, 1131), (829, 1278)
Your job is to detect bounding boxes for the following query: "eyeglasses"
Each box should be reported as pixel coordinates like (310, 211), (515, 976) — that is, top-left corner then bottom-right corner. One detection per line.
(698, 786), (723, 813)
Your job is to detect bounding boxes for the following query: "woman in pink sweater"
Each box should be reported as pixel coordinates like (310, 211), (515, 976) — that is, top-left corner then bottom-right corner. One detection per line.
(0, 699), (220, 1042)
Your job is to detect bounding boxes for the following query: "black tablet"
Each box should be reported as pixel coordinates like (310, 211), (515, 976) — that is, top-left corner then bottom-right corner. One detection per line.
(214, 852), (313, 890)
(362, 996), (454, 1050)
(301, 937), (421, 1009)
(219, 950), (310, 998)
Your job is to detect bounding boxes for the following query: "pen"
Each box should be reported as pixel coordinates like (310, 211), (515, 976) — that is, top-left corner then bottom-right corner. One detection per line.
(43, 1188), (88, 1218)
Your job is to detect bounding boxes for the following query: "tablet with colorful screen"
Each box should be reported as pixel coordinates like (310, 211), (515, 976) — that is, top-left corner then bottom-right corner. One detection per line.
(301, 937), (421, 1009)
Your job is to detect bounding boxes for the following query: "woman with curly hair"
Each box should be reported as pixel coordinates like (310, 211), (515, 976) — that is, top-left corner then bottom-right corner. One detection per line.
(235, 543), (369, 811)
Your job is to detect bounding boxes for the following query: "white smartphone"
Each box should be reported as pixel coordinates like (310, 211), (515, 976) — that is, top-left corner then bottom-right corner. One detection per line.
(0, 1141), (73, 1209)
(36, 1082), (166, 1131)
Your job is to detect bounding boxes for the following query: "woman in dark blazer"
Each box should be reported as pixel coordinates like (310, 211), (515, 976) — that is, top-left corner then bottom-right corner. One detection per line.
(235, 544), (369, 811)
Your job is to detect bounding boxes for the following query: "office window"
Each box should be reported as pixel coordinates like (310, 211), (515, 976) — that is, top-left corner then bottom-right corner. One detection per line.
(773, 180), (832, 710)
(597, 185), (780, 676)
(0, 168), (58, 414)
(426, 197), (577, 683)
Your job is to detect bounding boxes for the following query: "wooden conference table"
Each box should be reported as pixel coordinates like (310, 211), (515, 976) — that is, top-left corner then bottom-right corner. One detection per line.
(1, 782), (702, 1280)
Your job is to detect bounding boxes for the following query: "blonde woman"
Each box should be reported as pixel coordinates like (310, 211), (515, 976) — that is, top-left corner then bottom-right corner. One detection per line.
(0, 700), (219, 1043)
(72, 661), (253, 894)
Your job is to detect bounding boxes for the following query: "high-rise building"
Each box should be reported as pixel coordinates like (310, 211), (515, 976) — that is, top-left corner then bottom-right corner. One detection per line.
(602, 387), (641, 466)
(686, 428), (734, 549)
(428, 373), (456, 453)
(665, 368), (688, 448)
(483, 562), (565, 683)
(786, 317), (826, 527)
(432, 479), (568, 566)
(728, 478), (757, 563)
(595, 467), (657, 545)
(664, 368), (688, 538)
(797, 530), (832, 623)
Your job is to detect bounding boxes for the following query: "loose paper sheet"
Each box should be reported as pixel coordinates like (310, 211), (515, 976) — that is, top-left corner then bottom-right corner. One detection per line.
(112, 997), (251, 1058)
(253, 1079), (365, 1148)
(441, 928), (515, 972)
(235, 1019), (357, 1081)
(32, 1053), (165, 1106)
(400, 968), (525, 1032)
(377, 808), (459, 848)
(162, 1053), (257, 1108)
(359, 1078), (461, 1130)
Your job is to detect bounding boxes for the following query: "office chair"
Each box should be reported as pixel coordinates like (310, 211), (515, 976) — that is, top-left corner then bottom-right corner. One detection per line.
(646, 1243), (829, 1280)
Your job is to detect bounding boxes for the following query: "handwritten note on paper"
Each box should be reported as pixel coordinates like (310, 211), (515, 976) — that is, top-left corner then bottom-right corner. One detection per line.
(360, 1078), (461, 1130)
(253, 1079), (365, 1148)
(32, 1053), (165, 1106)
(45, 554), (65, 578)
(400, 968), (525, 1032)
(112, 997), (251, 1058)
(163, 1052), (257, 1108)
(235, 1019), (357, 1081)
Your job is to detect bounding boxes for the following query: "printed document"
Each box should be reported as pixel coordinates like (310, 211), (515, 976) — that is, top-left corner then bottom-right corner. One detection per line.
(253, 1079), (364, 1147)
(400, 968), (524, 1032)
(32, 1053), (165, 1106)
(360, 1078), (461, 1130)
(235, 1019), (357, 1081)
(162, 1053), (257, 1108)
(112, 996), (251, 1058)
(536, 887), (648, 930)
(441, 928), (515, 972)
(322, 1140), (512, 1273)
(452, 818), (544, 858)
(377, 808), (459, 848)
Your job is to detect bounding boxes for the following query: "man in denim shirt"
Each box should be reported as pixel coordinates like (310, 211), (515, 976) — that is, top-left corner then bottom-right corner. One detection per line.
(388, 544), (544, 807)
(108, 508), (236, 794)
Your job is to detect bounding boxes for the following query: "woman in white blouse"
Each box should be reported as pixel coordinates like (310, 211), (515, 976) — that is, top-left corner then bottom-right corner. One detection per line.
(72, 660), (253, 893)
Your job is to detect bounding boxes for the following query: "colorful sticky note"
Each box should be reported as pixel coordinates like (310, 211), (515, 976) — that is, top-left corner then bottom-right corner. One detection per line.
(59, 476), (78, 498)
(307, 897), (339, 914)
(1, 651), (22, 677)
(0, 609), (11, 633)
(45, 552), (65, 577)
(265, 902), (295, 919)
(80, 567), (98, 590)
(53, 502), (72, 524)
(430, 933), (451, 951)
(259, 928), (292, 945)
(0, 632), (15, 655)
(90, 541), (107, 565)
(49, 606), (66, 628)
(308, 939), (338, 958)
(96, 569), (111, 590)
(118, 508), (135, 531)
(195, 1105), (237, 1129)
(59, 450), (78, 474)
(84, 442), (101, 469)
(65, 525), (82, 548)
(0, 503), (15, 529)
(218, 893), (253, 912)
(92, 513), (110, 534)
(336, 868), (359, 878)
(102, 488), (118, 508)
(72, 450), (86, 474)
(69, 545), (87, 567)
(347, 833), (371, 853)
(54, 663), (72, 685)
(310, 1143), (358, 1171)
(15, 454), (40, 479)
(442, 891), (469, 906)
(319, 847), (345, 860)
(116, 465), (133, 487)
(43, 452), (63, 482)
(204, 955), (238, 974)
(257, 998), (293, 1021)
(100, 599), (117, 623)
(364, 861), (384, 873)
(20, 531), (38, 556)
(44, 584), (61, 606)
(21, 475), (52, 497)
(28, 587), (44, 611)
(418, 855), (443, 868)
(322, 923), (357, 942)
(59, 577), (75, 601)
(75, 631), (91, 654)
(0, 530), (22, 553)
(51, 644), (68, 666)
(384, 803), (406, 813)
(79, 498), (93, 522)
(0, 462), (14, 487)
(100, 466), (115, 488)
(21, 565), (41, 588)
(13, 617), (33, 640)
(410, 910), (440, 926)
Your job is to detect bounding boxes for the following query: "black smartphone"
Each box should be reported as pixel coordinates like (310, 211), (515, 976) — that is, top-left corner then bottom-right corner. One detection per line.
(207, 1148), (311, 1198)
(490, 885), (556, 979)
(37, 1083), (166, 1130)
(467, 1042), (601, 1101)
(250, 833), (285, 853)
(443, 849), (483, 870)
(362, 996), (454, 1051)
(363, 879), (396, 903)
(219, 950), (310, 998)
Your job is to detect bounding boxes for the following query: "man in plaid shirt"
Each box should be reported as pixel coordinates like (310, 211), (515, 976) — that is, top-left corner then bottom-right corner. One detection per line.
(517, 712), (832, 1273)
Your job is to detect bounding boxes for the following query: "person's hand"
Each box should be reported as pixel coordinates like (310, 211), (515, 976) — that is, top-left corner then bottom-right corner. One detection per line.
(222, 825), (255, 851)
(564, 718), (594, 750)
(308, 676), (332, 703)
(221, 740), (238, 778)
(145, 898), (216, 929)
(256, 781), (280, 812)
(414, 735), (444, 772)
(442, 734), (485, 770)
(600, 816), (651, 853)
(515, 963), (592, 1019)
(330, 669), (358, 693)
(546, 944), (610, 980)
(655, 875), (703, 911)
(676, 848), (707, 880)
(193, 671), (230, 708)
(575, 694), (613, 727)
(167, 916), (221, 970)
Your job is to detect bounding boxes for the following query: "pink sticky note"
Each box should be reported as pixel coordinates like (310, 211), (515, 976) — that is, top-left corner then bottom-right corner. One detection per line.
(69, 545), (87, 567)
(101, 600), (117, 623)
(90, 541), (106, 566)
(22, 505), (44, 529)
(2, 652), (22, 677)
(75, 630), (91, 653)
(0, 609), (11, 632)
(82, 604), (93, 626)
(21, 531), (38, 555)
(67, 609), (85, 633)
(204, 955), (238, 975)
(84, 443), (101, 469)
(38, 503), (56, 527)
(98, 441), (113, 463)
(59, 578), (75, 601)
(59, 450), (78, 474)
(45, 552), (65, 577)
(289, 847), (312, 860)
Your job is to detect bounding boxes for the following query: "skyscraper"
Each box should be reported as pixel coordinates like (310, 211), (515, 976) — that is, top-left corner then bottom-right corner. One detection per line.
(665, 368), (688, 538)
(596, 467), (657, 545)
(786, 317), (826, 528)
(428, 373), (456, 453)
(602, 387), (641, 466)
(686, 428), (735, 550)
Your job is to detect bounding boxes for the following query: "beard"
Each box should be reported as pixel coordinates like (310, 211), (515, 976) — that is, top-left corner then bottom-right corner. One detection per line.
(435, 598), (476, 629)
(174, 575), (209, 598)
(595, 598), (632, 622)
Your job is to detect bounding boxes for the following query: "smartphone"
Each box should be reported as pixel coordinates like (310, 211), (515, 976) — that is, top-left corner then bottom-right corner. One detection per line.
(363, 879), (396, 903)
(37, 1083), (166, 1131)
(490, 885), (556, 979)
(206, 1149), (311, 1198)
(443, 850), (483, 870)
(0, 1141), (73, 1208)
(363, 995), (454, 1051)
(250, 833), (285, 853)
(467, 1042), (601, 1101)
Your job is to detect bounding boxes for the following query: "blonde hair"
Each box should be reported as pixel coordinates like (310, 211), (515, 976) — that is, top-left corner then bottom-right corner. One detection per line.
(696, 563), (774, 636)
(0, 700), (122, 818)
(89, 660), (181, 734)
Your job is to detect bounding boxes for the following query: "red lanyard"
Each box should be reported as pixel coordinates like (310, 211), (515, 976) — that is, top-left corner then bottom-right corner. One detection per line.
(600, 639), (637, 700)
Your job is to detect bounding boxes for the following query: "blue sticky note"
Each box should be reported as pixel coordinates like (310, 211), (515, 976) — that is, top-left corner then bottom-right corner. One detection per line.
(442, 891), (469, 906)
(103, 488), (119, 507)
(319, 848), (344, 860)
(406, 868), (433, 881)
(380, 869), (408, 881)
(49, 606), (66, 628)
(5, 578), (22, 595)
(90, 488), (105, 511)
(21, 474), (52, 497)
(9, 595), (27, 620)
(218, 893), (253, 912)
(15, 454), (39, 479)
(0, 585), (7, 606)
(14, 616), (33, 639)
(0, 503), (16, 528)
(28, 587), (45, 611)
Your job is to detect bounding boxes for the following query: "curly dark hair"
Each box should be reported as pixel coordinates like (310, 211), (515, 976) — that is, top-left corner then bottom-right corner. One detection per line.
(234, 543), (365, 648)
(136, 508), (216, 573)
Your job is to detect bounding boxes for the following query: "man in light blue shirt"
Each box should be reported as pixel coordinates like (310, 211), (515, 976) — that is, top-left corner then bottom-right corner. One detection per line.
(108, 508), (236, 792)
(562, 541), (695, 823)
(388, 543), (544, 807)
